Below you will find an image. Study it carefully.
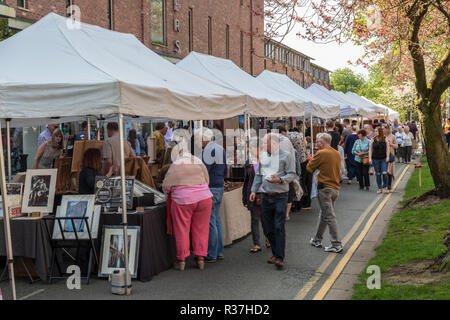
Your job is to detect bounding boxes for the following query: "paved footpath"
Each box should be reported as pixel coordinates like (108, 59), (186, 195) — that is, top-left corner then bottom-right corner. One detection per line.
(0, 163), (413, 300)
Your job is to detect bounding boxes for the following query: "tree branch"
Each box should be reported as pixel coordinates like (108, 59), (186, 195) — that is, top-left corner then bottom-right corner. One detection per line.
(407, 2), (432, 97)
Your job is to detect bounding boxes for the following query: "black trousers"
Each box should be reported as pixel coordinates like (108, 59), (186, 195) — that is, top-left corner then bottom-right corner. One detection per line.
(356, 162), (370, 188)
(300, 161), (312, 207)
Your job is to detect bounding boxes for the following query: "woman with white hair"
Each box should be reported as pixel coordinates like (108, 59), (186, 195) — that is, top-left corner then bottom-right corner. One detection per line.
(395, 126), (404, 163)
(401, 126), (414, 163)
(162, 144), (213, 271)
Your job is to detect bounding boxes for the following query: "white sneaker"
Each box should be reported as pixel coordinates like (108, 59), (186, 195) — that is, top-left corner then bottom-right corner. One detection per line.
(309, 238), (322, 248)
(324, 245), (343, 253)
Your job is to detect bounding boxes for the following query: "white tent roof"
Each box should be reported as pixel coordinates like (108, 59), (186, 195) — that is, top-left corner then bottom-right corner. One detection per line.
(345, 92), (385, 116)
(177, 52), (305, 117)
(377, 103), (399, 120)
(307, 84), (375, 118)
(0, 13), (249, 126)
(256, 71), (339, 119)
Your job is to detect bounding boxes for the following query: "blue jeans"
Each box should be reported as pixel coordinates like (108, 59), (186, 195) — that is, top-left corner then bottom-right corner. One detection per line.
(207, 187), (224, 260)
(372, 159), (388, 189)
(260, 193), (288, 261)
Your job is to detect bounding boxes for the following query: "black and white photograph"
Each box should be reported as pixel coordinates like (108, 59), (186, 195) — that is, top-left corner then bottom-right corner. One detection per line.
(5, 183), (23, 196)
(21, 169), (57, 214)
(95, 176), (135, 210)
(99, 226), (140, 278)
(52, 195), (97, 240)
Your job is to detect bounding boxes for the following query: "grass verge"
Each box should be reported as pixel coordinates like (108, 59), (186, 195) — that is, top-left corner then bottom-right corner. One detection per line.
(351, 158), (450, 300)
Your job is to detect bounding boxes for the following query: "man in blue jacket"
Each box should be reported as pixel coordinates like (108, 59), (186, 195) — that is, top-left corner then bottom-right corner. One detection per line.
(201, 128), (228, 263)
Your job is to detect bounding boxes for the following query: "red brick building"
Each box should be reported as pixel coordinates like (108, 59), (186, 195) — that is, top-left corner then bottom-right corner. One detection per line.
(264, 38), (331, 89)
(0, 0), (265, 76)
(1, 0), (330, 86)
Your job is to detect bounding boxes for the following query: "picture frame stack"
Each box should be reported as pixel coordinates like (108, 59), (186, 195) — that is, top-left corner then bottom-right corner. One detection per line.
(0, 183), (24, 218)
(94, 176), (135, 211)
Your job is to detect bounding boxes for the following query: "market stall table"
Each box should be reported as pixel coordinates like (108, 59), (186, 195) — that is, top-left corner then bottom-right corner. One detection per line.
(220, 186), (251, 246)
(0, 217), (52, 281)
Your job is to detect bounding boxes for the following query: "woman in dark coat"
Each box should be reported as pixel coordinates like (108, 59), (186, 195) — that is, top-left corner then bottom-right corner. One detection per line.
(344, 125), (359, 184)
(242, 141), (267, 252)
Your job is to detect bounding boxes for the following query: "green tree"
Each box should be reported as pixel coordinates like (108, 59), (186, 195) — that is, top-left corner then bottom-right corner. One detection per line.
(330, 68), (366, 93)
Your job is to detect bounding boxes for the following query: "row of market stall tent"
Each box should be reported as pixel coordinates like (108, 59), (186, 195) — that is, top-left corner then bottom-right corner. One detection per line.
(0, 13), (397, 299)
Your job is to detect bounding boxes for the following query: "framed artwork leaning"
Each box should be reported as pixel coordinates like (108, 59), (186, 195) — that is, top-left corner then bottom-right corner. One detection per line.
(52, 195), (100, 240)
(98, 226), (140, 278)
(21, 169), (57, 214)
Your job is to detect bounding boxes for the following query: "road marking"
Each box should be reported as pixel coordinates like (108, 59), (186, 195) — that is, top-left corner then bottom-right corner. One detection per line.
(294, 194), (382, 300)
(18, 289), (46, 300)
(294, 164), (409, 300)
(312, 164), (410, 300)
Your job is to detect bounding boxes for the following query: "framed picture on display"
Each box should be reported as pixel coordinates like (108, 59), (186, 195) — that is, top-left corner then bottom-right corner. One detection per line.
(98, 226), (140, 278)
(95, 176), (135, 210)
(52, 195), (99, 240)
(0, 183), (24, 218)
(21, 169), (57, 214)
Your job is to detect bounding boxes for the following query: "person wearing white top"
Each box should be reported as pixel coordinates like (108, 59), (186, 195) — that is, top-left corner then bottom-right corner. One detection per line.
(401, 126), (414, 163)
(395, 127), (404, 162)
(277, 126), (297, 221)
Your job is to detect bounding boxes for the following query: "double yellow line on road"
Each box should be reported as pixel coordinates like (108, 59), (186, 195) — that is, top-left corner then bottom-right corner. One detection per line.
(294, 164), (411, 300)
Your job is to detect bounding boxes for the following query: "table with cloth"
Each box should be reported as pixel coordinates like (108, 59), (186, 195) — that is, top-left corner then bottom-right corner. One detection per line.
(220, 186), (251, 246)
(0, 218), (52, 281)
(0, 204), (176, 282)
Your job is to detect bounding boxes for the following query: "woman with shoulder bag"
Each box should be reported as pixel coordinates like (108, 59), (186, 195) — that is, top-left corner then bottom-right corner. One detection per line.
(384, 126), (398, 191)
(352, 129), (371, 190)
(369, 127), (391, 194)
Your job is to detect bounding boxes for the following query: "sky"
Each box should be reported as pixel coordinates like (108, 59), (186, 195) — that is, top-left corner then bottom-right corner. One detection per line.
(282, 31), (369, 78)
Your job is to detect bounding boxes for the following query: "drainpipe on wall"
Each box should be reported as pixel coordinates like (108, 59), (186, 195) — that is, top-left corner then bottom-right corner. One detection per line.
(141, 0), (144, 43)
(250, 0), (254, 76)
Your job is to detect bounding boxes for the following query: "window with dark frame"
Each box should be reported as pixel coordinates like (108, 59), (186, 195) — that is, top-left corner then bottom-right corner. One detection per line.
(151, 0), (165, 45)
(208, 16), (212, 55)
(188, 8), (193, 52)
(17, 0), (27, 9)
(226, 24), (230, 59)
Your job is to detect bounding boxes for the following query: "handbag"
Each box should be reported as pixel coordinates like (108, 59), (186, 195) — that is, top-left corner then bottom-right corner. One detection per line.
(358, 140), (370, 166)
(389, 152), (395, 163)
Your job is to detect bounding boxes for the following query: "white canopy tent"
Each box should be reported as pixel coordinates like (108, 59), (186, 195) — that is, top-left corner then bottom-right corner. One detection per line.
(177, 52), (305, 117)
(307, 84), (375, 118)
(378, 104), (399, 121)
(0, 13), (250, 299)
(345, 92), (386, 117)
(256, 71), (339, 119)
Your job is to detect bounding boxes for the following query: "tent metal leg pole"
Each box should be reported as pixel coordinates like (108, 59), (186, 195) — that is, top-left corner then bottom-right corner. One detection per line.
(87, 119), (91, 141)
(118, 113), (131, 295)
(310, 116), (314, 157)
(244, 111), (248, 162)
(0, 122), (16, 300)
(6, 120), (11, 182)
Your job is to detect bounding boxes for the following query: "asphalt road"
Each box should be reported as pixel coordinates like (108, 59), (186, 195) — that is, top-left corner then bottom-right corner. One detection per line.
(0, 163), (410, 300)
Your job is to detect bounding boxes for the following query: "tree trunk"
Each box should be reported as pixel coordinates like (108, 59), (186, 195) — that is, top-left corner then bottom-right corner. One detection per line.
(417, 98), (450, 199)
(437, 227), (450, 272)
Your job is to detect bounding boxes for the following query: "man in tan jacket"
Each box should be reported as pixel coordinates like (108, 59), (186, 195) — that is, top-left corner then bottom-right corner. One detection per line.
(307, 133), (343, 253)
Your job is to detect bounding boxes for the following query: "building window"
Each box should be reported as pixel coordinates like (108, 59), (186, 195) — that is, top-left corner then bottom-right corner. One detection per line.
(152, 0), (165, 45)
(188, 8), (193, 52)
(208, 17), (212, 55)
(240, 31), (244, 67)
(17, 0), (27, 9)
(226, 25), (230, 59)
(240, 0), (244, 7)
